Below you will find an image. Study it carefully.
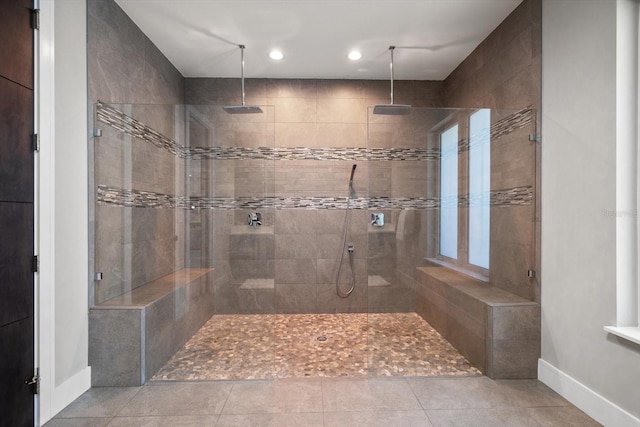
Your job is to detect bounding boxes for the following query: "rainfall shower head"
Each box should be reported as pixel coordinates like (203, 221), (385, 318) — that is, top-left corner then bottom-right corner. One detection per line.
(373, 46), (412, 116)
(223, 105), (263, 114)
(372, 104), (412, 115)
(223, 45), (263, 114)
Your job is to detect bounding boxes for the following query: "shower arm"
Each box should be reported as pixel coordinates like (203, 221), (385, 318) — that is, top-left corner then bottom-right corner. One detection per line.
(389, 46), (395, 105)
(223, 45), (262, 113)
(240, 44), (246, 107)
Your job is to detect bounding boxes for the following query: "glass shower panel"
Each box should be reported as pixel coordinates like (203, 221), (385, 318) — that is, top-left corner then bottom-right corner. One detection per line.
(184, 105), (276, 315)
(484, 107), (537, 300)
(367, 108), (537, 306)
(366, 108), (438, 314)
(422, 107), (538, 298)
(93, 102), (189, 306)
(366, 106), (537, 376)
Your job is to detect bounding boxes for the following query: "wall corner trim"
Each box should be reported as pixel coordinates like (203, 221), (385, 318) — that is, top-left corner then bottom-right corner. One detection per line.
(538, 359), (640, 427)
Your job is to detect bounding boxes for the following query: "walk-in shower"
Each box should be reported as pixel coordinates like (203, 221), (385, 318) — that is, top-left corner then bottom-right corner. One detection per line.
(91, 93), (537, 382)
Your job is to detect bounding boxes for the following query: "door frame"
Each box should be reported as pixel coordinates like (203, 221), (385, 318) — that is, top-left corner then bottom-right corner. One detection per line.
(36, 0), (55, 422)
(36, 1), (92, 424)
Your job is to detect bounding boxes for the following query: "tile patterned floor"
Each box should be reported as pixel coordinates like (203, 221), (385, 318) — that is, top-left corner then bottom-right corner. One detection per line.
(44, 377), (603, 426)
(152, 313), (481, 381)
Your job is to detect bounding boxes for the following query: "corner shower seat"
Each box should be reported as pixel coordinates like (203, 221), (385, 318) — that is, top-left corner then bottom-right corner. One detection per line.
(89, 268), (215, 386)
(416, 266), (540, 379)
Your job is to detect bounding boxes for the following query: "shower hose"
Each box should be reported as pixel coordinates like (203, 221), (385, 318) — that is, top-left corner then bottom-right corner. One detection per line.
(336, 178), (356, 298)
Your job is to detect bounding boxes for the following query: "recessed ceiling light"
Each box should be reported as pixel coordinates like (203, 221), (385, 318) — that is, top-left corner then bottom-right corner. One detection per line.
(269, 49), (284, 60)
(347, 50), (362, 61)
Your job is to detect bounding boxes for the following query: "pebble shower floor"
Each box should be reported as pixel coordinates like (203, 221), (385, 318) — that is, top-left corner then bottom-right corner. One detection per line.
(152, 313), (481, 381)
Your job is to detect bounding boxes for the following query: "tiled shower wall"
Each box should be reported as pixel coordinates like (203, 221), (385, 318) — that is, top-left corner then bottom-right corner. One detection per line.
(88, 0), (186, 305)
(185, 79), (444, 313)
(444, 0), (541, 110)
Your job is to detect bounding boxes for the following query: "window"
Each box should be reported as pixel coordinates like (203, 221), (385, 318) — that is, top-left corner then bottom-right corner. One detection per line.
(604, 0), (640, 344)
(440, 125), (458, 260)
(434, 110), (491, 279)
(468, 109), (491, 269)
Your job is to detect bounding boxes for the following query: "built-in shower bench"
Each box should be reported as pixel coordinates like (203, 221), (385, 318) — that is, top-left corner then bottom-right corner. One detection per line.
(416, 266), (540, 379)
(89, 268), (215, 386)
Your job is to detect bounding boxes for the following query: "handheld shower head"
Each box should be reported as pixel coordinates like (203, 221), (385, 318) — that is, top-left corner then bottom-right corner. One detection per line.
(349, 164), (357, 184)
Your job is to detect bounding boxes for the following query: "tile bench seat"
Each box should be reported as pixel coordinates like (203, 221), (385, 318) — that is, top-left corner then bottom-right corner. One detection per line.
(416, 266), (540, 379)
(89, 268), (214, 386)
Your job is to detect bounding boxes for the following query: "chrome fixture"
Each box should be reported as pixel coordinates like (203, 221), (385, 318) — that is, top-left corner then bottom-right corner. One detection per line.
(371, 213), (384, 227)
(373, 46), (412, 115)
(336, 164), (357, 298)
(248, 212), (262, 227)
(223, 45), (263, 114)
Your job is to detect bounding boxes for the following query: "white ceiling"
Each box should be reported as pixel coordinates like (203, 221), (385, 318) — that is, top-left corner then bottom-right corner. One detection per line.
(114, 0), (523, 80)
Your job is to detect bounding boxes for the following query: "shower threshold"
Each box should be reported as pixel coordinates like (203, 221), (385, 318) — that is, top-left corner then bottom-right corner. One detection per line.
(151, 313), (480, 381)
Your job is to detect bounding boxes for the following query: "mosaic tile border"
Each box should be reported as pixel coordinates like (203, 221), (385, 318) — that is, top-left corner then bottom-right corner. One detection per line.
(96, 102), (533, 162)
(491, 107), (535, 140)
(96, 102), (188, 157)
(97, 185), (532, 210)
(188, 147), (441, 161)
(489, 185), (533, 207)
(458, 107), (534, 153)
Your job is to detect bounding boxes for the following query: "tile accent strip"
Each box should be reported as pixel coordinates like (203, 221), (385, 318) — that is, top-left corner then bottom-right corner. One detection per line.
(96, 102), (188, 157)
(96, 102), (533, 162)
(97, 185), (532, 210)
(458, 106), (534, 153)
(491, 107), (535, 141)
(187, 146), (440, 161)
(490, 186), (534, 207)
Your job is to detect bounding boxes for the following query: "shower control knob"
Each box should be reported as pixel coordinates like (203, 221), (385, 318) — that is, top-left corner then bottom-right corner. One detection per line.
(371, 213), (384, 227)
(248, 212), (262, 227)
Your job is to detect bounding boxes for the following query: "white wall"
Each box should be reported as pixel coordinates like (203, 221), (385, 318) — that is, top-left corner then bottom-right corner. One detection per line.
(54, 0), (89, 385)
(38, 0), (91, 423)
(540, 0), (640, 425)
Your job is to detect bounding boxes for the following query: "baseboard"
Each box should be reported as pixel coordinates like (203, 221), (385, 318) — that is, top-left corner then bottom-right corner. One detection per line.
(51, 366), (92, 417)
(538, 359), (640, 427)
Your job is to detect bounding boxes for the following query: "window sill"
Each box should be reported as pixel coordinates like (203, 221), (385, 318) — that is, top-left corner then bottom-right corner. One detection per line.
(425, 257), (489, 283)
(604, 326), (640, 346)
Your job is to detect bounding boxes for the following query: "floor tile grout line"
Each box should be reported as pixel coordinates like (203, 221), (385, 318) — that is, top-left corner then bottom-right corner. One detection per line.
(425, 407), (549, 427)
(107, 386), (146, 420)
(406, 376), (428, 412)
(320, 377), (326, 426)
(218, 381), (238, 416)
(98, 413), (224, 425)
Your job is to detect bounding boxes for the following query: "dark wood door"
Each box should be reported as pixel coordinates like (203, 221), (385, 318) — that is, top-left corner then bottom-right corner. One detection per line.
(0, 0), (36, 426)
